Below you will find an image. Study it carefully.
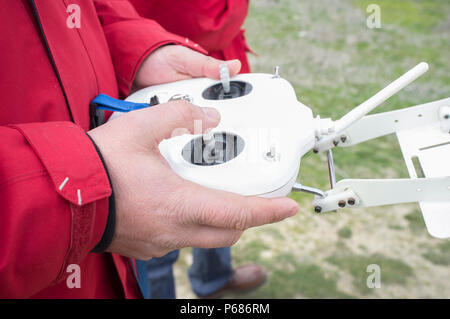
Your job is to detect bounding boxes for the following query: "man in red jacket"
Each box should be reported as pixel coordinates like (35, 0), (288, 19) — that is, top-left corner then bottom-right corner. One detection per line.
(0, 0), (298, 298)
(130, 0), (267, 299)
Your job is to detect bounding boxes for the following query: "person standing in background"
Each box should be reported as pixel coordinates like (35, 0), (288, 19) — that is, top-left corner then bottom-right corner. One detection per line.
(131, 0), (252, 73)
(130, 0), (266, 299)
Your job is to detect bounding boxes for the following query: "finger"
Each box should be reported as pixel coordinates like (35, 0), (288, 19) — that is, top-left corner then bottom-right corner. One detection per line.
(178, 182), (299, 230)
(191, 227), (243, 249)
(133, 100), (221, 145)
(141, 225), (242, 258)
(201, 58), (242, 79)
(178, 48), (242, 79)
(180, 225), (243, 249)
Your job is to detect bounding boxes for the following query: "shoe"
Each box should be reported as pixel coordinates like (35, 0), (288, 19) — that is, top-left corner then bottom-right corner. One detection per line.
(200, 264), (267, 299)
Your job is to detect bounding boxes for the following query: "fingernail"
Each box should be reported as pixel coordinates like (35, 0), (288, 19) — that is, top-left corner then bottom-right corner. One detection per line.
(289, 203), (299, 216)
(227, 60), (242, 75)
(202, 107), (221, 122)
(226, 59), (241, 68)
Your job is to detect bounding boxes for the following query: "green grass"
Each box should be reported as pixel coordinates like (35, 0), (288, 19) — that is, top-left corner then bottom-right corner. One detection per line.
(352, 0), (447, 33)
(261, 226), (286, 241)
(404, 209), (426, 233)
(338, 226), (353, 239)
(231, 250), (353, 298)
(327, 253), (414, 294)
(233, 240), (270, 263)
(423, 241), (450, 266)
(255, 263), (353, 299)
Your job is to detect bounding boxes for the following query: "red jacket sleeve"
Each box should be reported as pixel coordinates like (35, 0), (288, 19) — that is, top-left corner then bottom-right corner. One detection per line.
(94, 0), (208, 98)
(0, 122), (111, 298)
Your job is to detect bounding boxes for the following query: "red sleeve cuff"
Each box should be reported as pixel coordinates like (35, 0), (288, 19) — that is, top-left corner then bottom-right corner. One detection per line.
(2, 122), (112, 289)
(8, 122), (112, 206)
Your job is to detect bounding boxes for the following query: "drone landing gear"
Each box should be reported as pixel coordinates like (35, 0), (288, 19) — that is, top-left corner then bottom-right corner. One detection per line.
(296, 93), (450, 237)
(310, 97), (450, 214)
(311, 177), (450, 213)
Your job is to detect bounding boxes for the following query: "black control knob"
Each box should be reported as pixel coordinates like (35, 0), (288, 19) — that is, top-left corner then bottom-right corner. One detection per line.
(202, 81), (252, 100)
(182, 132), (245, 166)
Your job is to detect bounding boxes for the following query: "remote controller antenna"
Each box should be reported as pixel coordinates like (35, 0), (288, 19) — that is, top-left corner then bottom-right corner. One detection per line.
(220, 63), (231, 94)
(272, 66), (280, 78)
(336, 62), (428, 135)
(316, 62), (429, 150)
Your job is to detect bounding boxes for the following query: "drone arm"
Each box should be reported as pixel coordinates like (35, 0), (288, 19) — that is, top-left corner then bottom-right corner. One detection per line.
(311, 177), (450, 213)
(333, 98), (450, 148)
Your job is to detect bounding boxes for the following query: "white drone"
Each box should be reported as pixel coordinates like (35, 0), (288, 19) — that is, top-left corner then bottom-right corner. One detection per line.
(100, 62), (450, 239)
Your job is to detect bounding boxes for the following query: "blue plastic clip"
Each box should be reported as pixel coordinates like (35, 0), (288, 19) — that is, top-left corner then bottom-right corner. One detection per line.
(91, 94), (150, 113)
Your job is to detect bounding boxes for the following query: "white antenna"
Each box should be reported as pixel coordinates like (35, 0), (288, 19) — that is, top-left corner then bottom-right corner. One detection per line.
(334, 62), (429, 134)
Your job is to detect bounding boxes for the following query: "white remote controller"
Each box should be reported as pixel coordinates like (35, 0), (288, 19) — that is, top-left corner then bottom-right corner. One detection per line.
(110, 71), (316, 198)
(107, 62), (445, 204)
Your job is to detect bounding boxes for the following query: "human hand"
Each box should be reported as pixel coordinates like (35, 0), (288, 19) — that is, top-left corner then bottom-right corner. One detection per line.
(132, 45), (242, 91)
(88, 101), (298, 259)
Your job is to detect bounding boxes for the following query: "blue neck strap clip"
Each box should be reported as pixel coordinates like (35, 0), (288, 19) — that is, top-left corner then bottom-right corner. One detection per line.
(91, 94), (151, 113)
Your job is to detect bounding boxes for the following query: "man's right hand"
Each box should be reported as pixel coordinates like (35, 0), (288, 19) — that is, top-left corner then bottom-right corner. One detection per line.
(88, 101), (299, 260)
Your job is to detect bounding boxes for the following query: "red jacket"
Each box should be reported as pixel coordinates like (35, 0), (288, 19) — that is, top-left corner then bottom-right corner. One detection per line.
(0, 0), (205, 298)
(129, 0), (252, 73)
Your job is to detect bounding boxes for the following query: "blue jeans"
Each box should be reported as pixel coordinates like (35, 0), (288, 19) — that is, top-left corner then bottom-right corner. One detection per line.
(136, 247), (232, 299)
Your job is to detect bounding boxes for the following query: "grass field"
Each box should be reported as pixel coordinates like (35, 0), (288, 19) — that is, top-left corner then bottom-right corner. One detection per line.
(174, 0), (450, 298)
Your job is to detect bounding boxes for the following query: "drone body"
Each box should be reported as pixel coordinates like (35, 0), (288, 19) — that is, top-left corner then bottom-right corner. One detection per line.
(99, 62), (450, 238)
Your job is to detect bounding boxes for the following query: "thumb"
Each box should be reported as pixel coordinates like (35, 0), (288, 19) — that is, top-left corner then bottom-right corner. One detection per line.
(136, 100), (221, 146)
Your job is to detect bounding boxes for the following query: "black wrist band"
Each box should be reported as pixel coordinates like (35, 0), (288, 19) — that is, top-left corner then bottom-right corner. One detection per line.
(86, 133), (116, 253)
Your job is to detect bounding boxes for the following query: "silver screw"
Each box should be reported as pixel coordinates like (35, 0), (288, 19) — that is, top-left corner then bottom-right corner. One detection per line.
(264, 145), (277, 161)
